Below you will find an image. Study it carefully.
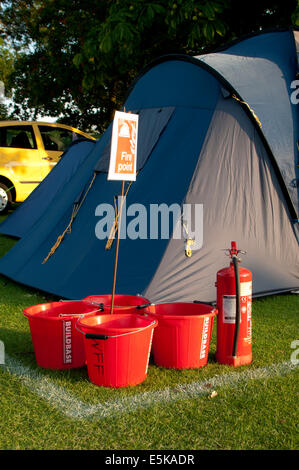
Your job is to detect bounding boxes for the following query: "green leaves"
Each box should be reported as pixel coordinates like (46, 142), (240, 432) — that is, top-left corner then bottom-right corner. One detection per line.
(164, 0), (229, 49)
(203, 23), (214, 42)
(291, 1), (299, 26)
(0, 37), (15, 99)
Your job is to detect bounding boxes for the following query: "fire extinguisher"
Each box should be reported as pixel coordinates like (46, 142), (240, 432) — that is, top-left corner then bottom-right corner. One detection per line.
(215, 241), (252, 367)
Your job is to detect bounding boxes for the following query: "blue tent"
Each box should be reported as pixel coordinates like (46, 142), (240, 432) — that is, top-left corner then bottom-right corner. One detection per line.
(0, 28), (297, 302)
(0, 138), (96, 238)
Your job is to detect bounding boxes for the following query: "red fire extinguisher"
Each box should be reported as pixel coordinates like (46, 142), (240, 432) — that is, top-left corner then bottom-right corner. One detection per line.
(215, 241), (252, 367)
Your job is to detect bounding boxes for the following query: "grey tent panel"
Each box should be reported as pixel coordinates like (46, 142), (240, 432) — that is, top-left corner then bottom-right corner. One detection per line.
(197, 30), (299, 217)
(144, 95), (299, 302)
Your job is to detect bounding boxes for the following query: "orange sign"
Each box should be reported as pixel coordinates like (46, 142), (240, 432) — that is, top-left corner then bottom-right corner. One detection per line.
(108, 111), (138, 181)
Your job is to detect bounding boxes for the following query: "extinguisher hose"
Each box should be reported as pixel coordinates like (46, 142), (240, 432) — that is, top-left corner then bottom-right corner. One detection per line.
(232, 255), (241, 358)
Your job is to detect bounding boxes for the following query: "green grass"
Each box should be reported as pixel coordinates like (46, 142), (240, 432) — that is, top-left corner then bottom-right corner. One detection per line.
(0, 211), (298, 450)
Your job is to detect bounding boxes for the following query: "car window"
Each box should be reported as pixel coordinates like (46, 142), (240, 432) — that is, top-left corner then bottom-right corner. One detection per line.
(0, 125), (37, 149)
(38, 125), (82, 151)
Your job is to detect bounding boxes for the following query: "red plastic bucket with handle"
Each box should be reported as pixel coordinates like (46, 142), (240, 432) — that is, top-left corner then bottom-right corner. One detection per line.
(76, 313), (157, 387)
(82, 294), (151, 314)
(144, 302), (217, 369)
(23, 301), (100, 369)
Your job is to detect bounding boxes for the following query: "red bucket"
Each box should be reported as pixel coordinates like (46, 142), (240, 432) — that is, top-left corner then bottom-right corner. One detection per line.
(82, 294), (151, 314)
(23, 301), (100, 369)
(144, 303), (217, 369)
(77, 313), (157, 388)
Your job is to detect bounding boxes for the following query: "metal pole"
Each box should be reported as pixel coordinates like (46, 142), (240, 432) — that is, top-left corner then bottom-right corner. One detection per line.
(110, 180), (125, 314)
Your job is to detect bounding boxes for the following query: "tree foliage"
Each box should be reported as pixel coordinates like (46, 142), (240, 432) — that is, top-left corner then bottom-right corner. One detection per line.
(292, 0), (299, 26)
(0, 0), (297, 132)
(0, 36), (14, 119)
(0, 37), (14, 81)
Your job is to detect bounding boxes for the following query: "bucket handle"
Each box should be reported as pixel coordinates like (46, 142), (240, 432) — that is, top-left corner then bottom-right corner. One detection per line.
(193, 300), (217, 315)
(93, 302), (152, 311)
(135, 302), (152, 309)
(193, 300), (216, 307)
(59, 299), (105, 312)
(85, 333), (109, 340)
(58, 308), (102, 318)
(75, 319), (157, 340)
(193, 300), (217, 312)
(59, 299), (151, 311)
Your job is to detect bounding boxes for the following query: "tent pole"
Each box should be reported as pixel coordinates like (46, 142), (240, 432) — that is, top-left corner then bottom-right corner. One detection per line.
(110, 180), (125, 314)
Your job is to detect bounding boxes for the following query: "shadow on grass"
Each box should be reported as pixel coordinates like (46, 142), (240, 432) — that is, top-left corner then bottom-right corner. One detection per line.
(0, 326), (90, 384)
(0, 275), (60, 307)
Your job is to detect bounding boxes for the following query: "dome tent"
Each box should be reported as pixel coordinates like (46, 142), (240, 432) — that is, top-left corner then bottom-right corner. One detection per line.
(0, 28), (298, 302)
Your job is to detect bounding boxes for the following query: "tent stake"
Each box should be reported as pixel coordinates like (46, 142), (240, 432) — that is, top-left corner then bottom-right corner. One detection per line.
(110, 180), (125, 314)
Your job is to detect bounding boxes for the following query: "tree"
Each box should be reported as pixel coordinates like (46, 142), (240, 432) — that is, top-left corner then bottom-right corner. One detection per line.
(292, 0), (299, 26)
(0, 36), (14, 120)
(0, 103), (8, 119)
(0, 37), (14, 81)
(0, 0), (297, 132)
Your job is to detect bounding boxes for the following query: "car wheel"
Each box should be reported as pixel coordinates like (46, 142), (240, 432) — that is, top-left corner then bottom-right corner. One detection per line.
(0, 183), (13, 213)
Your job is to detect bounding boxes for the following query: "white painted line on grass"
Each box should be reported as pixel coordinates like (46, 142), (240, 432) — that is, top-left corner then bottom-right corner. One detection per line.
(1, 354), (297, 421)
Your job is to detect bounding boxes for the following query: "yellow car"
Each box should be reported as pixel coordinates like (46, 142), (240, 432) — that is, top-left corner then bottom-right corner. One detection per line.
(0, 121), (95, 212)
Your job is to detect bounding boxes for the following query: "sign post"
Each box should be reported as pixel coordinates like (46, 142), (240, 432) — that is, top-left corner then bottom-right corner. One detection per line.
(108, 110), (139, 313)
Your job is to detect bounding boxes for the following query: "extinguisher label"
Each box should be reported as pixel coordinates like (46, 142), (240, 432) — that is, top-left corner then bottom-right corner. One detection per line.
(222, 295), (237, 323)
(246, 296), (252, 343)
(222, 281), (252, 326)
(240, 281), (252, 297)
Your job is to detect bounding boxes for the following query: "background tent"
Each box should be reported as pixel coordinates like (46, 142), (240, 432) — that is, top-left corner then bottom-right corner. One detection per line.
(0, 138), (96, 238)
(0, 28), (297, 302)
